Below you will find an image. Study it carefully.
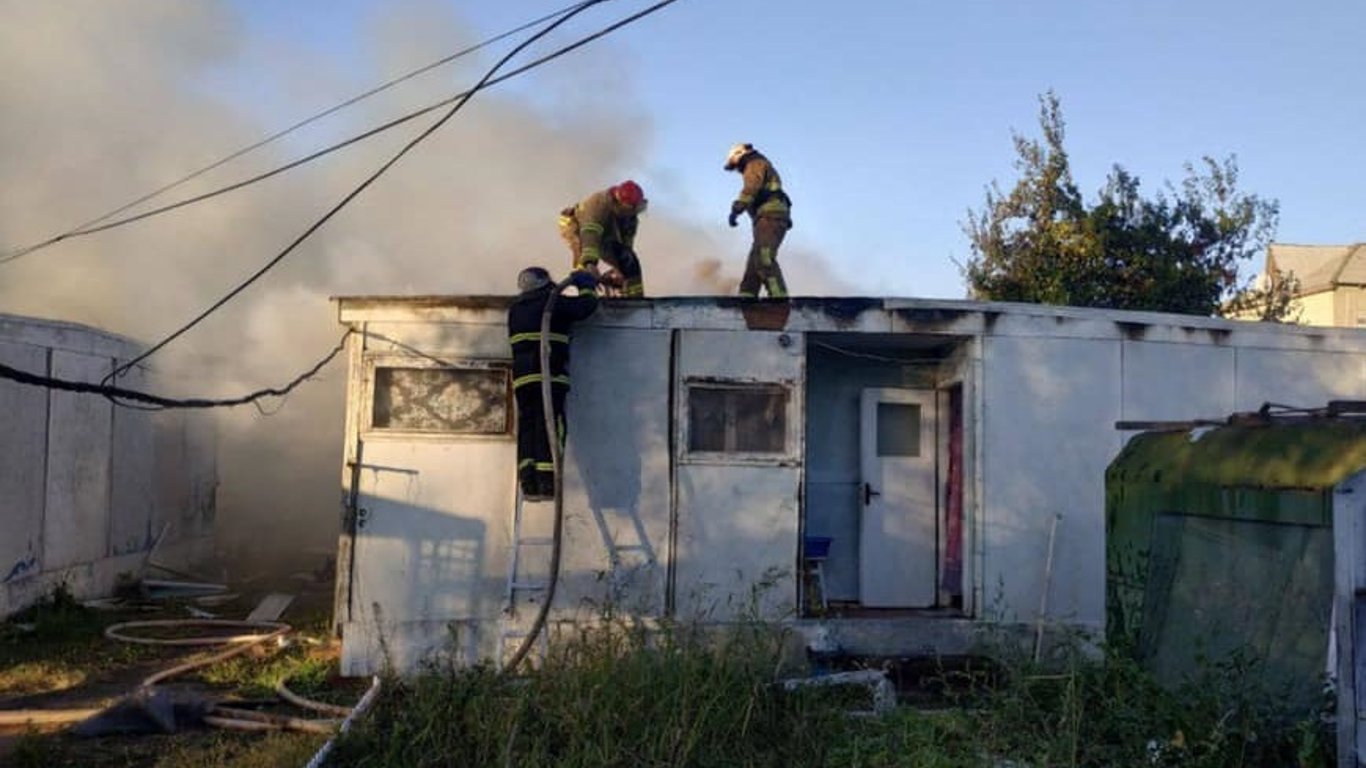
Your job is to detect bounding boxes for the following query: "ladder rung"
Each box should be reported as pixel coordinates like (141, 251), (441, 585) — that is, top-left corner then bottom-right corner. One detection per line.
(612, 544), (651, 552)
(516, 537), (554, 547)
(510, 582), (547, 591)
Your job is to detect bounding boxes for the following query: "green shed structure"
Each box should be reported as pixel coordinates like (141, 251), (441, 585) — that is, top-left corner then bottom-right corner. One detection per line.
(1106, 404), (1366, 765)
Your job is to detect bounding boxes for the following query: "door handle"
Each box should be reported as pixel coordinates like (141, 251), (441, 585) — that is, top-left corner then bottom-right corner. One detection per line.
(863, 482), (880, 506)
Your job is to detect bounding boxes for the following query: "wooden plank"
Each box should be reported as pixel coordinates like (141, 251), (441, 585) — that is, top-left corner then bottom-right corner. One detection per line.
(246, 592), (295, 623)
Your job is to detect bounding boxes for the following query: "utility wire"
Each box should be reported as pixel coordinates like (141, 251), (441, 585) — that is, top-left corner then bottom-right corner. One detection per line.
(105, 0), (650, 383)
(1, 0), (672, 263)
(0, 1), (590, 267)
(0, 331), (350, 411)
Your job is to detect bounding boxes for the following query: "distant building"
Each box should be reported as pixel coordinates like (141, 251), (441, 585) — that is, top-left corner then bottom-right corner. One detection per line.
(1263, 243), (1366, 327)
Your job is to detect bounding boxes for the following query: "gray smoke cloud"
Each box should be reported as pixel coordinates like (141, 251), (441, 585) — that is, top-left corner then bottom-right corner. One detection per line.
(0, 1), (846, 573)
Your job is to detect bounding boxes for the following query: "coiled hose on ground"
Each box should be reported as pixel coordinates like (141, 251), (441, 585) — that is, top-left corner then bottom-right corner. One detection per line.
(0, 618), (357, 735)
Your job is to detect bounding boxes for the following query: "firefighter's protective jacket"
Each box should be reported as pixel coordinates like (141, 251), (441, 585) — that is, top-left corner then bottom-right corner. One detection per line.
(507, 284), (599, 391)
(565, 189), (639, 267)
(733, 153), (791, 221)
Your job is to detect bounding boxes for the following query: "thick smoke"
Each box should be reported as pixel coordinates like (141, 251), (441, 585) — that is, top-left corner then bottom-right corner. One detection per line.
(0, 2), (846, 573)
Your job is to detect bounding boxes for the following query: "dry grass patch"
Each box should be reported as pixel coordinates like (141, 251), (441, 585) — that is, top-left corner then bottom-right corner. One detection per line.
(0, 661), (87, 698)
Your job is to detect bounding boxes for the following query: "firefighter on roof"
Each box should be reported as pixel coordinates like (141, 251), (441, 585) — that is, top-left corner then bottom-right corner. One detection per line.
(558, 180), (647, 298)
(507, 266), (599, 501)
(725, 143), (791, 298)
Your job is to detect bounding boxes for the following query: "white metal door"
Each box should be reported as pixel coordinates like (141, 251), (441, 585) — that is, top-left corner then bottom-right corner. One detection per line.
(859, 388), (936, 607)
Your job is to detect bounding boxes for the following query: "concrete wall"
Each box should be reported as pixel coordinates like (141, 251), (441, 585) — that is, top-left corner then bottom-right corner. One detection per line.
(0, 314), (217, 617)
(1333, 469), (1366, 767)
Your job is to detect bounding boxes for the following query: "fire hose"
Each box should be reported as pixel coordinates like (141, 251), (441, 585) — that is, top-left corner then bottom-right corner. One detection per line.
(501, 274), (576, 673)
(0, 619), (358, 735)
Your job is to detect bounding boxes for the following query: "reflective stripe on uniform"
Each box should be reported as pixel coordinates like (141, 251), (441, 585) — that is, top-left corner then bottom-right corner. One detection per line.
(518, 458), (535, 470)
(533, 462), (555, 472)
(512, 373), (572, 389)
(580, 247), (601, 263)
(580, 222), (605, 235)
(509, 332), (569, 346)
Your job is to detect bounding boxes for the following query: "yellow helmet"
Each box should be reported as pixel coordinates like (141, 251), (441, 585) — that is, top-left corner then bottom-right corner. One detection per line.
(723, 142), (755, 171)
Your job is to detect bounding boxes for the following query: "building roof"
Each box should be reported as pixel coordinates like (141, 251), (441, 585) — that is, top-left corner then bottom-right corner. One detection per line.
(332, 295), (1366, 353)
(1268, 243), (1366, 293)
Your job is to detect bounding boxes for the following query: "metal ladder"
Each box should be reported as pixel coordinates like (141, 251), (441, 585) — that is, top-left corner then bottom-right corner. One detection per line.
(498, 486), (554, 668)
(503, 487), (555, 613)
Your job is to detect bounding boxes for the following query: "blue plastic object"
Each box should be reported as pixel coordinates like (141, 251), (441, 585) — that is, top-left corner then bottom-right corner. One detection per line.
(804, 536), (832, 560)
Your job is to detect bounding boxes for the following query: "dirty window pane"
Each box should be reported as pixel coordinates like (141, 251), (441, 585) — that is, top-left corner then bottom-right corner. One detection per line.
(688, 384), (788, 455)
(372, 367), (508, 433)
(877, 402), (920, 457)
(689, 388), (729, 452)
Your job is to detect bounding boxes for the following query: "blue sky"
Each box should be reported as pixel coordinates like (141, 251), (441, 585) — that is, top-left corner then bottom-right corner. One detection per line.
(233, 0), (1366, 298)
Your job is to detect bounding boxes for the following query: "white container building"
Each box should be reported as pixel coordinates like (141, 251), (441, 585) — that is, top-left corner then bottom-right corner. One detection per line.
(329, 296), (1366, 674)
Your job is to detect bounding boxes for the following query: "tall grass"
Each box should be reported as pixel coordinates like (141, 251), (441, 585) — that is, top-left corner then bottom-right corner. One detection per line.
(328, 616), (1335, 768)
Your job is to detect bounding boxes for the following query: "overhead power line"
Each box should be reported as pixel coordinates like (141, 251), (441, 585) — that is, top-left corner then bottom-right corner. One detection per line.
(1, 0), (675, 264)
(0, 0), (590, 267)
(0, 331), (350, 411)
(103, 0), (679, 383)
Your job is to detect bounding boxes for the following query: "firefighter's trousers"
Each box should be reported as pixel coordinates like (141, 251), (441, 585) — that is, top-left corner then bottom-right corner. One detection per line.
(739, 216), (789, 298)
(515, 382), (568, 497)
(558, 215), (644, 297)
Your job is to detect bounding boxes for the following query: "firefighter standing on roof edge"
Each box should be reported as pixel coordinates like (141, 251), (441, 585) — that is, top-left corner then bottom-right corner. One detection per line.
(558, 180), (647, 298)
(725, 143), (791, 298)
(507, 266), (599, 501)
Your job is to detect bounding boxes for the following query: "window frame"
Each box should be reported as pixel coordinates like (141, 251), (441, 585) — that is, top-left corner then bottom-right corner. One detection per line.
(361, 354), (513, 441)
(680, 377), (798, 466)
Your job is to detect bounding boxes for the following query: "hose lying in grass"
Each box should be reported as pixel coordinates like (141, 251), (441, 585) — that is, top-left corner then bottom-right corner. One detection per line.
(303, 676), (382, 768)
(0, 618), (349, 734)
(277, 676), (353, 718)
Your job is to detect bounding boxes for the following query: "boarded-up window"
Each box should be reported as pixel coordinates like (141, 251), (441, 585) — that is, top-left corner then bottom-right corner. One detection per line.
(371, 367), (509, 434)
(688, 383), (788, 454)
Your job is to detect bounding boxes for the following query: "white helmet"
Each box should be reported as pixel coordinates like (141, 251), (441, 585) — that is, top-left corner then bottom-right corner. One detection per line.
(723, 142), (755, 171)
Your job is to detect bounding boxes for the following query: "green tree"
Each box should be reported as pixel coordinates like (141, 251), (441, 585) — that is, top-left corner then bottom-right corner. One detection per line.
(964, 92), (1294, 320)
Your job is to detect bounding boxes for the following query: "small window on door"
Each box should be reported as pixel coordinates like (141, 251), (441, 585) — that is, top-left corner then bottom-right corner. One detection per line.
(876, 402), (921, 456)
(371, 366), (510, 434)
(687, 383), (789, 455)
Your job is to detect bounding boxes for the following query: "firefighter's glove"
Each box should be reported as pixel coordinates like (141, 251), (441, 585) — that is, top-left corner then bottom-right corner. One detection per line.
(569, 269), (598, 291)
(728, 200), (747, 228)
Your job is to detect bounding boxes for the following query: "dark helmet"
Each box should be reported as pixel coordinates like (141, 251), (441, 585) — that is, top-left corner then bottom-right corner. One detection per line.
(517, 266), (551, 293)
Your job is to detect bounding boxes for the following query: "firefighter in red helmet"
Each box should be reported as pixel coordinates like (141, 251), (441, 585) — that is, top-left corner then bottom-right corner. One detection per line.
(558, 180), (647, 297)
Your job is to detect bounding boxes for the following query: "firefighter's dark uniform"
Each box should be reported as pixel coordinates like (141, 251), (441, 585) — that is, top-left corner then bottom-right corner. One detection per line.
(731, 152), (791, 298)
(558, 190), (645, 297)
(507, 275), (599, 498)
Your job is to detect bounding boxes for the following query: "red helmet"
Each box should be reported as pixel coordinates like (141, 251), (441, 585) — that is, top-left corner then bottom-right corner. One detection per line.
(611, 179), (645, 210)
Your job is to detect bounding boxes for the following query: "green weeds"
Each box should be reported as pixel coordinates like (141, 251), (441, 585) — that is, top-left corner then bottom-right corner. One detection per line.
(328, 618), (1335, 767)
